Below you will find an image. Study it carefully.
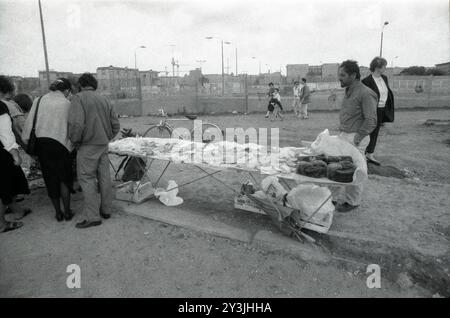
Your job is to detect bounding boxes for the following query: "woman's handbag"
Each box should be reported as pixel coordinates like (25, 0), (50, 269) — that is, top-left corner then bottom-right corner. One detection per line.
(25, 96), (43, 156)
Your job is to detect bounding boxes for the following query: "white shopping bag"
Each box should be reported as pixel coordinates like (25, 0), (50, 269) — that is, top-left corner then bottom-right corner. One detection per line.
(154, 180), (183, 206)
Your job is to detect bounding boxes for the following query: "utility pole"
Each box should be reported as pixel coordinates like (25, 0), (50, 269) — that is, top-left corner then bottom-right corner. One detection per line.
(380, 21), (389, 57)
(221, 40), (224, 95)
(235, 47), (238, 76)
(38, 0), (50, 88)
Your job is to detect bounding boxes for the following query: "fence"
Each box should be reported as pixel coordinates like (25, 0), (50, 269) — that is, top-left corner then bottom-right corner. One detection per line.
(14, 75), (448, 116)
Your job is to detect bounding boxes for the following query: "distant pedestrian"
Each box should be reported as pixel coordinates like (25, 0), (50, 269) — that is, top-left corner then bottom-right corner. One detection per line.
(299, 78), (310, 119)
(68, 73), (120, 229)
(265, 82), (276, 118)
(361, 57), (395, 166)
(292, 81), (302, 118)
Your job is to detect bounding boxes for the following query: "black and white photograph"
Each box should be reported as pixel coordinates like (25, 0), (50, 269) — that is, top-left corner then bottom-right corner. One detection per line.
(0, 0), (449, 301)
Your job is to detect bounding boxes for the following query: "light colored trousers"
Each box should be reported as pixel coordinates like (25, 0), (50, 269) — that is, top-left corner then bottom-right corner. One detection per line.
(292, 98), (301, 116)
(77, 144), (113, 222)
(330, 132), (370, 206)
(301, 103), (309, 118)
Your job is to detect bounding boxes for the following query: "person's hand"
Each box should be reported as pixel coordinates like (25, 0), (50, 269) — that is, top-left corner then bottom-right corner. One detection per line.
(10, 149), (22, 166)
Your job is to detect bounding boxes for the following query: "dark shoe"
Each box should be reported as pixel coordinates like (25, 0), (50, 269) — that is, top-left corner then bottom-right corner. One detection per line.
(76, 220), (102, 229)
(336, 202), (358, 213)
(0, 221), (24, 233)
(100, 212), (111, 220)
(55, 213), (64, 222)
(16, 208), (32, 220)
(366, 153), (381, 166)
(64, 210), (74, 221)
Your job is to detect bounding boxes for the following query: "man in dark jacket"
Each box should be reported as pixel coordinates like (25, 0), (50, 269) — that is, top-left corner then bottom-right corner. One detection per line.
(361, 57), (395, 165)
(68, 73), (120, 229)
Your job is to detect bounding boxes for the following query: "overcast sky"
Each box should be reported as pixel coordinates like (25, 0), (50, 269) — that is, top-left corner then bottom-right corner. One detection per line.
(0, 0), (449, 77)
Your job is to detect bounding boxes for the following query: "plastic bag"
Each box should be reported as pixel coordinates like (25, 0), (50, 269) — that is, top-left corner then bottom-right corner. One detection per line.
(261, 176), (288, 201)
(310, 129), (367, 183)
(154, 180), (183, 206)
(286, 184), (334, 219)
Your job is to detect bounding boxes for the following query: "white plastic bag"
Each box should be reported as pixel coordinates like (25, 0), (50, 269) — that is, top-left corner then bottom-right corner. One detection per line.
(286, 184), (334, 219)
(261, 176), (288, 201)
(310, 129), (368, 183)
(154, 180), (183, 206)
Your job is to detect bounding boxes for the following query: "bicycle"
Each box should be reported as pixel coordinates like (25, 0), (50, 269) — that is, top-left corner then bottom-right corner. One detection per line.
(143, 109), (223, 142)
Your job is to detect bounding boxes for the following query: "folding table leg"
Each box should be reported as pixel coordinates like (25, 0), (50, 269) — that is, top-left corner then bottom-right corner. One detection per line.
(154, 160), (171, 188)
(194, 165), (240, 194)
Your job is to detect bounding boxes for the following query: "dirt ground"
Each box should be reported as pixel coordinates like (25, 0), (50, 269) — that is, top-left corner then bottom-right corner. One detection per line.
(1, 109), (449, 297)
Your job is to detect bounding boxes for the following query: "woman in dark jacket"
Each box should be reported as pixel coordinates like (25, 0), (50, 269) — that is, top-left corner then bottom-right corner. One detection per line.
(361, 57), (395, 165)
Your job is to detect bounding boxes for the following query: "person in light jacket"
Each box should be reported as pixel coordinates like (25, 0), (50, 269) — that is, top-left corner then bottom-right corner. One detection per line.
(361, 56), (395, 165)
(292, 81), (302, 118)
(22, 78), (74, 222)
(68, 73), (120, 229)
(334, 60), (378, 213)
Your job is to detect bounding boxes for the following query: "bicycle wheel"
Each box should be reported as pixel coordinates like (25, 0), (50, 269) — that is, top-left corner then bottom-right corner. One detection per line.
(191, 123), (223, 143)
(143, 124), (173, 138)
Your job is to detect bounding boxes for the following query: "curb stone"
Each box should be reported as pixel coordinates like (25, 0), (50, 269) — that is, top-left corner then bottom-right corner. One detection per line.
(116, 200), (252, 243)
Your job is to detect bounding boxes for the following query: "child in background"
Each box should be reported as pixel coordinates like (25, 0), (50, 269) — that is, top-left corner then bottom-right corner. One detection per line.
(270, 88), (284, 121)
(265, 82), (276, 118)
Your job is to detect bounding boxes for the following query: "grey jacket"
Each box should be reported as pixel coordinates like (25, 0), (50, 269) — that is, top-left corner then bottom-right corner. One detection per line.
(300, 85), (311, 104)
(68, 89), (120, 147)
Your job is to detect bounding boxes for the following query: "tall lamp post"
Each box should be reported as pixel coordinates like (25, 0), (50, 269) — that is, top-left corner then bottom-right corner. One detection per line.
(196, 60), (207, 72)
(391, 56), (399, 68)
(379, 21), (389, 57)
(206, 36), (231, 95)
(251, 57), (261, 75)
(38, 0), (50, 88)
(134, 45), (146, 70)
(134, 45), (146, 109)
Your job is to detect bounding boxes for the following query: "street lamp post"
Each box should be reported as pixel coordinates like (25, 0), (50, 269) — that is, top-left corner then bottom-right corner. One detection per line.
(196, 60), (207, 72)
(134, 45), (146, 110)
(380, 21), (389, 57)
(205, 36), (231, 96)
(134, 45), (146, 70)
(38, 0), (50, 88)
(235, 47), (238, 76)
(391, 56), (399, 68)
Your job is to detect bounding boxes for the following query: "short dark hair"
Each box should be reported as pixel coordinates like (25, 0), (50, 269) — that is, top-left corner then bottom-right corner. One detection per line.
(301, 78), (307, 83)
(78, 73), (98, 90)
(268, 82), (274, 86)
(294, 81), (299, 85)
(274, 88), (279, 92)
(0, 75), (15, 94)
(13, 93), (33, 113)
(369, 56), (388, 72)
(339, 60), (361, 80)
(49, 78), (72, 92)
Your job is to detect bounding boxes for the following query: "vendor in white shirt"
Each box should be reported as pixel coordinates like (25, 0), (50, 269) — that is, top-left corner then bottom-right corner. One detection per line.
(361, 57), (395, 165)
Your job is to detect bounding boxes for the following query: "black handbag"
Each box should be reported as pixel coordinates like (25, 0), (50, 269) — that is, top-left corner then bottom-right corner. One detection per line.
(26, 96), (43, 156)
